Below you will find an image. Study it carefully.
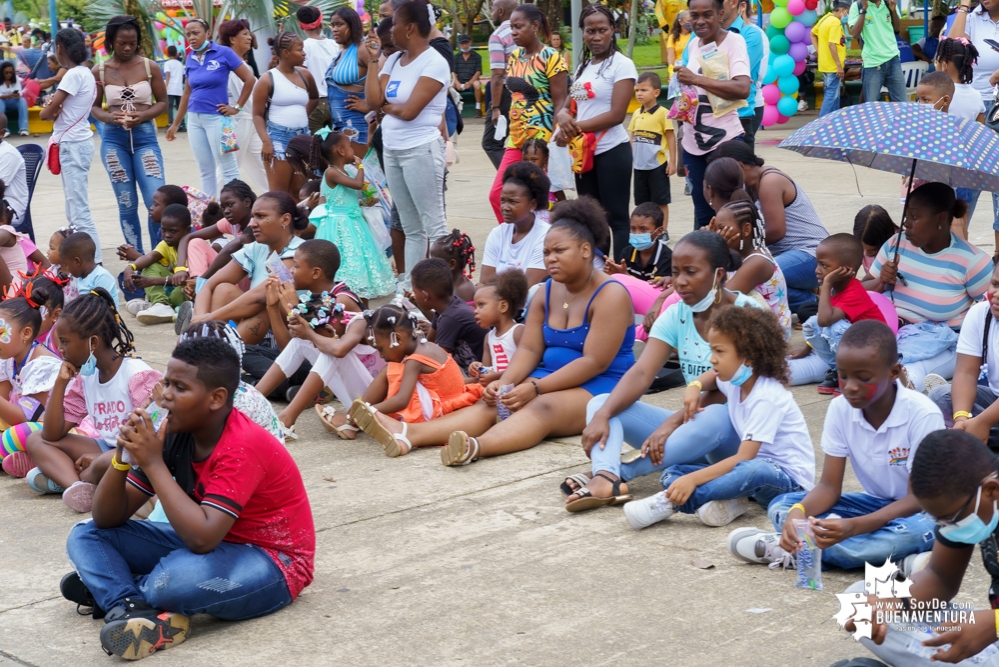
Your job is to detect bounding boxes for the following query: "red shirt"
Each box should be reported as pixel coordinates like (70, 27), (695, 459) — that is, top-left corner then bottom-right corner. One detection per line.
(830, 278), (886, 325)
(128, 409), (315, 599)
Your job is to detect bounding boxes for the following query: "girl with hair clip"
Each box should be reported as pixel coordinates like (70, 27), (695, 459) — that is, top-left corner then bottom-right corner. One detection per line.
(349, 304), (484, 457)
(20, 288), (161, 513)
(430, 229), (477, 303)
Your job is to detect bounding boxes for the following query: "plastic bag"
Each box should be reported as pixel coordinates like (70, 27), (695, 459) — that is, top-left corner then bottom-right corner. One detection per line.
(547, 138), (576, 192)
(697, 47), (748, 118)
(494, 114), (508, 141)
(667, 75), (699, 124)
(122, 404), (170, 465)
(362, 205), (392, 250)
(264, 251), (294, 283)
(792, 519), (823, 591)
(361, 149), (393, 224)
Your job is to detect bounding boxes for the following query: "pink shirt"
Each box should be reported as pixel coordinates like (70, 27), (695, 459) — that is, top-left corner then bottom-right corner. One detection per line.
(680, 33), (750, 156)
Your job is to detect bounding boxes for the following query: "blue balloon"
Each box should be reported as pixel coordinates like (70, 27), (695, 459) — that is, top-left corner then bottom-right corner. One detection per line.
(800, 9), (818, 26)
(777, 95), (799, 117)
(777, 74), (800, 95)
(772, 54), (796, 78)
(762, 67), (778, 85)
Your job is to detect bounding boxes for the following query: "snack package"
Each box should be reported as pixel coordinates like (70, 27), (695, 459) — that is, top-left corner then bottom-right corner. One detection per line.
(496, 383), (515, 421)
(667, 76), (699, 124)
(264, 251), (294, 283)
(792, 519), (823, 590)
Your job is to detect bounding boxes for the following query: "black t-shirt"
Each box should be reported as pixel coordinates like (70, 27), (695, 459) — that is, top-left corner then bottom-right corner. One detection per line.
(934, 525), (999, 608)
(429, 37), (455, 73)
(454, 49), (481, 84)
(432, 294), (486, 372)
(621, 238), (672, 282)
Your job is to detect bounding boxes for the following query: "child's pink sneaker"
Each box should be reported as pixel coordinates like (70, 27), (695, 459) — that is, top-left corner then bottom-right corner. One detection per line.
(62, 481), (96, 513)
(2, 450), (34, 477)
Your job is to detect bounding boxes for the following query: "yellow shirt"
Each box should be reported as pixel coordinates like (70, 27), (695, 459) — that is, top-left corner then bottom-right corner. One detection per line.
(666, 32), (691, 77)
(629, 104), (674, 169)
(154, 241), (178, 268)
(814, 14), (846, 74)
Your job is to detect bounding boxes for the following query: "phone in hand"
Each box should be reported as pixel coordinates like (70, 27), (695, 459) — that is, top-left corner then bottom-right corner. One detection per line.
(985, 38), (999, 53)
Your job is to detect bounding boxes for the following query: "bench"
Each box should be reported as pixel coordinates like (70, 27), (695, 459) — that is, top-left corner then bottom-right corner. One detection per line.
(25, 106), (171, 135)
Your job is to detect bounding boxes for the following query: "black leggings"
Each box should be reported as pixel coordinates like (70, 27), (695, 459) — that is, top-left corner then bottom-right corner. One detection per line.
(575, 141), (633, 260)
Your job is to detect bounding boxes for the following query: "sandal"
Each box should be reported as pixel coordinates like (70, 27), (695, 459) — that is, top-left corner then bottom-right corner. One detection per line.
(441, 431), (479, 466)
(315, 405), (359, 439)
(565, 472), (632, 513)
(560, 473), (592, 496)
(350, 400), (412, 457)
(279, 422), (298, 442)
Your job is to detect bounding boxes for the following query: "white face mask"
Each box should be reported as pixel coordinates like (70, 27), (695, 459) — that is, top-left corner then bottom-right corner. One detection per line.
(690, 273), (720, 313)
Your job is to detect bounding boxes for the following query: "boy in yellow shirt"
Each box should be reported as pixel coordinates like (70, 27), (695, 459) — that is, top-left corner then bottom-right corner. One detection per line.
(812, 0), (851, 117)
(122, 204), (194, 325)
(629, 72), (677, 235)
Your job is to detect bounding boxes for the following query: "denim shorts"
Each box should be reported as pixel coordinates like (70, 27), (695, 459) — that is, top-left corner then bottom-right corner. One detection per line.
(266, 120), (309, 161)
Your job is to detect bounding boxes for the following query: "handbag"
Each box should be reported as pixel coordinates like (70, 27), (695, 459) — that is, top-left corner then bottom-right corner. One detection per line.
(48, 79), (98, 175)
(220, 114), (239, 154)
(563, 99), (607, 174)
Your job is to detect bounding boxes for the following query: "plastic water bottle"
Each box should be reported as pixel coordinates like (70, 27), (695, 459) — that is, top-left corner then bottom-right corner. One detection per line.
(493, 115), (507, 141)
(496, 384), (514, 421)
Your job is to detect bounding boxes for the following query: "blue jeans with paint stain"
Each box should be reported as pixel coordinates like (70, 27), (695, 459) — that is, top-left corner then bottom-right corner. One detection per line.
(768, 491), (936, 570)
(67, 519), (293, 619)
(660, 457), (803, 514)
(100, 121), (165, 254)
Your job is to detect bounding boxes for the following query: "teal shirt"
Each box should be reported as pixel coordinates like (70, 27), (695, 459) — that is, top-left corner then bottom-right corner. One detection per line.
(848, 0), (900, 68)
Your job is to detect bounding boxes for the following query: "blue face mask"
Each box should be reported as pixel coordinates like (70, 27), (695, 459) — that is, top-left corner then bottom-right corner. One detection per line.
(939, 484), (999, 545)
(79, 341), (97, 376)
(689, 273), (720, 313)
(729, 362), (754, 386)
(460, 46), (471, 52)
(629, 232), (655, 251)
(193, 39), (210, 52)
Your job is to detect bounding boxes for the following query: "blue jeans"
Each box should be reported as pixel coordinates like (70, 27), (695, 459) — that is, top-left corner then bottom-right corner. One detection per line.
(2, 95), (28, 132)
(66, 519), (293, 620)
(683, 142), (749, 231)
(819, 72), (842, 117)
(188, 112), (239, 199)
(802, 315), (850, 368)
(265, 120), (308, 161)
(100, 121), (165, 254)
(929, 384), (999, 449)
(956, 187), (980, 227)
(862, 55), (906, 103)
(587, 395), (741, 481)
(60, 137), (101, 262)
(768, 491), (936, 570)
(661, 457), (803, 513)
(167, 94), (185, 130)
(775, 249), (819, 311)
(327, 81), (368, 143)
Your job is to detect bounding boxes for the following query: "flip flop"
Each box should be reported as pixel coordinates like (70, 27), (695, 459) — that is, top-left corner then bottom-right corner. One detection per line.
(315, 405), (359, 439)
(350, 400), (411, 457)
(441, 431), (479, 466)
(560, 473), (592, 496)
(565, 472), (632, 513)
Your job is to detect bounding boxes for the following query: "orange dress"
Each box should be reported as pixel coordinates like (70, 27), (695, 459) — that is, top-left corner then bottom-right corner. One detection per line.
(385, 353), (484, 423)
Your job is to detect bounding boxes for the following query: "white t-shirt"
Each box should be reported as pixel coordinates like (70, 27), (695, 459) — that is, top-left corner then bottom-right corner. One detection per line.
(0, 80), (19, 95)
(381, 48), (451, 151)
(77, 357), (155, 451)
(162, 57), (184, 96)
(821, 382), (944, 501)
(957, 300), (999, 394)
(482, 216), (550, 274)
(573, 53), (638, 154)
(487, 323), (522, 373)
(0, 140), (27, 221)
(717, 376), (816, 491)
(304, 37), (340, 97)
(54, 65), (96, 142)
(949, 83), (986, 122)
(946, 7), (999, 104)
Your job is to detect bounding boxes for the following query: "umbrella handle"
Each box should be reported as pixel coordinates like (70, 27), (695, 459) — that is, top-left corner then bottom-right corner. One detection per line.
(892, 159), (918, 265)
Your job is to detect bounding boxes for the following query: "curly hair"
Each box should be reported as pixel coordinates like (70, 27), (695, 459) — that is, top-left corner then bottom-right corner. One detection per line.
(104, 15), (142, 56)
(217, 19), (251, 49)
(432, 229), (476, 279)
(936, 37), (978, 85)
(709, 306), (789, 384)
(503, 161), (551, 212)
(550, 195), (611, 255)
(0, 62), (15, 84)
(486, 268), (529, 314)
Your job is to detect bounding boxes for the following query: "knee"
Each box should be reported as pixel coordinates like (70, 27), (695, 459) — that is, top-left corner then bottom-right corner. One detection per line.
(927, 384), (952, 410)
(24, 429), (47, 456)
(66, 519), (100, 560)
(586, 394), (610, 422)
(767, 491), (805, 528)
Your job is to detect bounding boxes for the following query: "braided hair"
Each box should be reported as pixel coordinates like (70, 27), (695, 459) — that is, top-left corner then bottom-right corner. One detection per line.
(179, 320), (246, 363)
(575, 4), (621, 79)
(60, 288), (135, 360)
(310, 130), (348, 172)
(720, 191), (766, 250)
(433, 229), (476, 279)
(936, 38), (979, 85)
(269, 30), (302, 61)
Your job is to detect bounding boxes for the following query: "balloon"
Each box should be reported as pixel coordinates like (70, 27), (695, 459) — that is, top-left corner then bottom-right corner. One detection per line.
(787, 0), (805, 15)
(804, 0), (818, 8)
(792, 59), (807, 75)
(762, 83), (781, 105)
(762, 104), (780, 127)
(773, 0), (789, 6)
(778, 96), (799, 116)
(784, 21), (806, 43)
(777, 113), (791, 124)
(770, 7), (792, 28)
(762, 66), (778, 85)
(777, 75), (800, 95)
(772, 54), (795, 78)
(769, 34), (790, 55)
(766, 23), (783, 39)
(789, 42), (809, 62)
(800, 9), (818, 26)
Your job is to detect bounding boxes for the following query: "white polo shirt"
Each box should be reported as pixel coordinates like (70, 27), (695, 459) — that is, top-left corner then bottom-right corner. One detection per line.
(820, 381), (944, 501)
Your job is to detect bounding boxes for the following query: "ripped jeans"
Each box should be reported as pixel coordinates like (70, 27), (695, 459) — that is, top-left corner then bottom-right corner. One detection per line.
(100, 121), (165, 254)
(67, 518), (293, 619)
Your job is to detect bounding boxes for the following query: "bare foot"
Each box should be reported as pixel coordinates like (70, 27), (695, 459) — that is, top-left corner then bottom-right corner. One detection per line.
(566, 473), (628, 504)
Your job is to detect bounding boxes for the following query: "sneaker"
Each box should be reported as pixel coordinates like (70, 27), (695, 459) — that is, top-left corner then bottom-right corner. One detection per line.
(923, 373), (948, 394)
(136, 302), (176, 325)
(25, 467), (64, 494)
(2, 450), (33, 477)
(60, 571), (105, 619)
(125, 298), (150, 317)
(623, 491), (674, 530)
(898, 551), (932, 579)
(286, 384), (301, 403)
(18, 129), (28, 136)
(817, 368), (839, 395)
(174, 300), (193, 335)
(316, 386), (335, 405)
(100, 598), (189, 660)
(727, 527), (796, 568)
(696, 497), (749, 527)
(62, 480), (97, 513)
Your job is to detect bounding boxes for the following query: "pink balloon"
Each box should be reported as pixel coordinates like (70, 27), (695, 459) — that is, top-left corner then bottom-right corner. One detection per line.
(777, 113), (791, 124)
(787, 0), (805, 15)
(784, 21), (807, 43)
(762, 84), (781, 105)
(792, 59), (807, 75)
(789, 42), (809, 62)
(866, 291), (899, 334)
(762, 104), (780, 127)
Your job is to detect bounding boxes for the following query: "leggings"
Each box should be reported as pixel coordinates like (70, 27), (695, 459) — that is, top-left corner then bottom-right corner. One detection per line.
(575, 141), (633, 260)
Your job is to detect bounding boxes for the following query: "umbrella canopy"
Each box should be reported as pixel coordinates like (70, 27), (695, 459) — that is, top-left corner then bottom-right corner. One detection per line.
(777, 102), (999, 192)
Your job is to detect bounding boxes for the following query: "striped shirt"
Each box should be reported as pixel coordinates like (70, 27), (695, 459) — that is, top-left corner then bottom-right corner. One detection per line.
(488, 20), (515, 72)
(871, 234), (992, 327)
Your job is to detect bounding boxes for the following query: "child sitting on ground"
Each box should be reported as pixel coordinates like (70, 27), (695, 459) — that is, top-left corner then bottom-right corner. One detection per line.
(623, 306), (816, 530)
(520, 138), (565, 219)
(603, 203), (673, 305)
(349, 304), (484, 457)
(411, 258), (486, 373)
(23, 273), (66, 355)
(122, 204), (194, 326)
(60, 232), (120, 305)
(852, 205), (897, 277)
(789, 233), (887, 392)
(729, 320), (940, 572)
(23, 288), (160, 513)
(116, 184), (190, 263)
(468, 269), (529, 385)
(430, 229), (477, 303)
(47, 226), (74, 273)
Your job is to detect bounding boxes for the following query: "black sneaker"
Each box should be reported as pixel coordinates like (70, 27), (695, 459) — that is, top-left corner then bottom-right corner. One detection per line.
(286, 384), (301, 403)
(60, 571), (105, 619)
(100, 598), (189, 660)
(817, 368), (839, 395)
(175, 300), (193, 335)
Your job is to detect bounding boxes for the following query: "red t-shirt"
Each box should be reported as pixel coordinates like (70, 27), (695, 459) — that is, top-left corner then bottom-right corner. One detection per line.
(128, 409), (315, 599)
(830, 278), (886, 325)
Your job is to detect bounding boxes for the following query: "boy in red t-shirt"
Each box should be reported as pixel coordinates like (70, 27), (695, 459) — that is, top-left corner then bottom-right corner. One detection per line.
(63, 336), (315, 661)
(791, 233), (887, 394)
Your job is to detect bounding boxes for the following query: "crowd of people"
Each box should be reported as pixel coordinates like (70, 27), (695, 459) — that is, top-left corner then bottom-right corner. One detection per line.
(3, 0), (999, 664)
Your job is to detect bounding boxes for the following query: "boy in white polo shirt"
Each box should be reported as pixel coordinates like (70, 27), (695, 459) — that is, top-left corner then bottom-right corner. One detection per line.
(728, 320), (942, 571)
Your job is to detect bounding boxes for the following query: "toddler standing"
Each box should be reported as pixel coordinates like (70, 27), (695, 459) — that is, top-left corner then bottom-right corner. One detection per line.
(629, 72), (675, 233)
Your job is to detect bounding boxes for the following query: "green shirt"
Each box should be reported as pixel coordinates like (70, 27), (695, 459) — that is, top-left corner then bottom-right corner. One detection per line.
(848, 0), (900, 68)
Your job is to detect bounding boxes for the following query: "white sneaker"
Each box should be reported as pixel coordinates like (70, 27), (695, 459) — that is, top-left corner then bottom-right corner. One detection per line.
(696, 497), (749, 527)
(125, 298), (149, 316)
(623, 491), (674, 530)
(136, 302), (175, 325)
(18, 129), (27, 136)
(727, 527), (796, 569)
(898, 551), (931, 579)
(923, 373), (948, 394)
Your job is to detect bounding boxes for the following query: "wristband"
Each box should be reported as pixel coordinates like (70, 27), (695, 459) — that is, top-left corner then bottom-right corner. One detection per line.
(173, 266), (189, 273)
(110, 454), (131, 471)
(688, 380), (703, 390)
(995, 609), (999, 639)
(530, 379), (541, 396)
(790, 502), (807, 516)
(954, 411), (972, 420)
(128, 263), (138, 271)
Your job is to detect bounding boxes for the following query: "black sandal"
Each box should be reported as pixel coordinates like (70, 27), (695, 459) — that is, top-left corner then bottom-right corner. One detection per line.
(565, 472), (633, 513)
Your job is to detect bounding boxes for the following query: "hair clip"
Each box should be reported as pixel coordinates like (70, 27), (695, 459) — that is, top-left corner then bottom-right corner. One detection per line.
(427, 2), (435, 24)
(390, 331), (400, 347)
(387, 316), (396, 324)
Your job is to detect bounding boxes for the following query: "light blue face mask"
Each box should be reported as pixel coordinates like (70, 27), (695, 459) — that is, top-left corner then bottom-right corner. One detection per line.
(79, 340), (97, 376)
(193, 39), (210, 52)
(460, 46), (471, 52)
(629, 232), (654, 251)
(939, 483), (999, 545)
(689, 273), (720, 313)
(729, 362), (754, 386)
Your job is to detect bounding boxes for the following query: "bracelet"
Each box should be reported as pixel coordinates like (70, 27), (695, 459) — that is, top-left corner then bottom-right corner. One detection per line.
(790, 502), (807, 515)
(128, 263), (138, 271)
(530, 379), (541, 396)
(233, 105), (242, 113)
(110, 454), (131, 471)
(688, 380), (703, 390)
(954, 411), (972, 420)
(173, 266), (189, 273)
(994, 609), (999, 639)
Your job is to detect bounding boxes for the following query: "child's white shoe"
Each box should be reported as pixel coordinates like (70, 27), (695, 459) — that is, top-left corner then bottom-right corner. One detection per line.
(898, 551), (932, 579)
(623, 491), (673, 530)
(727, 527), (796, 569)
(125, 298), (149, 317)
(136, 302), (175, 325)
(696, 497), (749, 527)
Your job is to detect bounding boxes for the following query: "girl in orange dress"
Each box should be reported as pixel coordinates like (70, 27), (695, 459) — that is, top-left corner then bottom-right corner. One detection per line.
(350, 304), (483, 457)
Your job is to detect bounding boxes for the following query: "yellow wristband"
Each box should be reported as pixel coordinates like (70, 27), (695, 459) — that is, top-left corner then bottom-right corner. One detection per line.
(954, 411), (972, 421)
(110, 454), (131, 471)
(128, 263), (138, 271)
(994, 609), (999, 639)
(688, 380), (703, 390)
(790, 503), (807, 516)
(173, 266), (189, 273)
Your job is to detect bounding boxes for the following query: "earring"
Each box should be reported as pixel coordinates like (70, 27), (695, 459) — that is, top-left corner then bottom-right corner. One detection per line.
(739, 238), (744, 251)
(714, 283), (723, 304)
